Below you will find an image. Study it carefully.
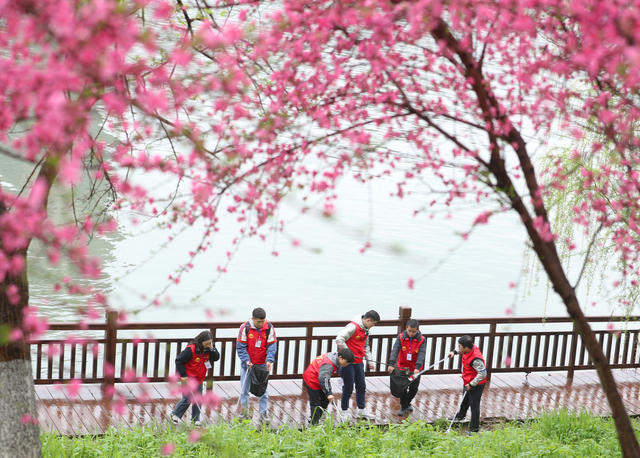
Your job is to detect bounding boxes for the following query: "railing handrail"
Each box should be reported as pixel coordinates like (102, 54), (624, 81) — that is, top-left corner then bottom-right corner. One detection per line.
(31, 309), (640, 397)
(44, 315), (640, 331)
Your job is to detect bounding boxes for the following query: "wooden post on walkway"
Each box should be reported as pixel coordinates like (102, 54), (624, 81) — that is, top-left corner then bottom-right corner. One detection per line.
(567, 321), (578, 385)
(103, 310), (118, 398)
(398, 306), (412, 333)
(484, 322), (497, 386)
(304, 324), (313, 372)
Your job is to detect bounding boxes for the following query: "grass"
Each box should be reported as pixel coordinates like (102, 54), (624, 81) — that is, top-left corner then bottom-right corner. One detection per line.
(42, 411), (635, 457)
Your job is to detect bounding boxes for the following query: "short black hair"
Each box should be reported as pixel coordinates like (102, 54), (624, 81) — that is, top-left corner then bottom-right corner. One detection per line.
(338, 348), (355, 363)
(362, 310), (380, 322)
(458, 335), (474, 349)
(406, 319), (419, 329)
(252, 307), (266, 319)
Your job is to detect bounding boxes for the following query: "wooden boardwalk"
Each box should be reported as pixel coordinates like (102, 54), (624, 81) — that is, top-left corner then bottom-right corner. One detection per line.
(36, 369), (640, 435)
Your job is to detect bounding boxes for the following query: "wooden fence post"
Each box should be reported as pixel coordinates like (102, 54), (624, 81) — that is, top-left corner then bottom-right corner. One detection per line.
(304, 324), (313, 372)
(102, 310), (118, 398)
(484, 322), (497, 385)
(567, 321), (578, 385)
(398, 306), (412, 333)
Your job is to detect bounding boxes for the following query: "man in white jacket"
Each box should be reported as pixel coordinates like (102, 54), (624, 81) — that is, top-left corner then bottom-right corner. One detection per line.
(335, 310), (380, 421)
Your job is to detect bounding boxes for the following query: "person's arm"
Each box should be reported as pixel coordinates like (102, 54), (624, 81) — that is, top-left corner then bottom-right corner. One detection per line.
(335, 323), (356, 349)
(317, 364), (335, 396)
(266, 341), (277, 363)
(266, 325), (277, 365)
(387, 337), (401, 373)
(175, 347), (193, 378)
(236, 324), (250, 364)
(364, 335), (373, 367)
(209, 347), (220, 362)
(468, 358), (487, 386)
(416, 340), (427, 371)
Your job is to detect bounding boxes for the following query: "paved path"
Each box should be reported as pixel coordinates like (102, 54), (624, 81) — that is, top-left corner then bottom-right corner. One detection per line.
(36, 369), (640, 435)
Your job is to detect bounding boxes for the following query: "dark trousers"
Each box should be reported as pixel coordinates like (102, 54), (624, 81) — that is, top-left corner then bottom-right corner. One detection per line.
(341, 362), (366, 410)
(456, 383), (485, 432)
(304, 382), (329, 424)
(400, 375), (421, 409)
(172, 382), (203, 422)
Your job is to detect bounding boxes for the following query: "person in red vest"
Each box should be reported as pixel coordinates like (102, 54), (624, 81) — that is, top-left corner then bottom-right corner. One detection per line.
(335, 309), (380, 421)
(171, 330), (220, 426)
(448, 335), (488, 433)
(302, 348), (355, 425)
(387, 319), (426, 416)
(236, 307), (277, 422)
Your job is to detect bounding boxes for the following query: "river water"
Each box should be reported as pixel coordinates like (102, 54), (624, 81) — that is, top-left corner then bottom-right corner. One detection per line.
(1, 151), (617, 327)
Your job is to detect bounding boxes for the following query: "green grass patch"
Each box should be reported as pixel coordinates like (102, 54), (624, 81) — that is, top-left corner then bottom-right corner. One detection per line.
(42, 411), (638, 457)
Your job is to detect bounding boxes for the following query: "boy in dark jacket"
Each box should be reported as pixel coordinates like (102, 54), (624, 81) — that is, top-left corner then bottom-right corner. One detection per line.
(171, 330), (220, 426)
(302, 348), (354, 425)
(387, 319), (426, 416)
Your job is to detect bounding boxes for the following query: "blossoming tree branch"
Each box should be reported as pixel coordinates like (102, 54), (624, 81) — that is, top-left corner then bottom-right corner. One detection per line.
(2, 0), (640, 456)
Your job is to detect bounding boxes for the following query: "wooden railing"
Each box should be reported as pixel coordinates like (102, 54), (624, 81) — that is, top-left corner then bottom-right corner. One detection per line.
(30, 307), (640, 392)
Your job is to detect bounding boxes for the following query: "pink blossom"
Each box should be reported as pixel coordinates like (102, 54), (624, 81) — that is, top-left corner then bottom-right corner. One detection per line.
(188, 430), (201, 442)
(21, 414), (38, 425)
(66, 379), (82, 399)
(161, 443), (176, 456)
(408, 278), (415, 290)
(473, 211), (492, 225)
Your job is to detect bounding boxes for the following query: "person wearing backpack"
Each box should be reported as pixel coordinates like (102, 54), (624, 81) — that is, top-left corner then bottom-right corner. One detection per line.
(387, 319), (426, 416)
(335, 309), (380, 422)
(171, 330), (220, 426)
(302, 348), (355, 425)
(236, 307), (277, 423)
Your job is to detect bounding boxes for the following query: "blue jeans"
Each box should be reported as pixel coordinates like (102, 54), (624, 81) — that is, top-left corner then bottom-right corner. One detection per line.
(172, 381), (203, 422)
(240, 364), (269, 414)
(341, 362), (366, 410)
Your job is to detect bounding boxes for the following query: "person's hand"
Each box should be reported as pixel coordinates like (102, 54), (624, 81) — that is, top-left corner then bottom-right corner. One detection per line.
(368, 363), (375, 371)
(246, 362), (253, 367)
(448, 351), (456, 358)
(327, 395), (335, 401)
(414, 369), (420, 375)
(464, 384), (471, 391)
(266, 362), (273, 371)
(387, 366), (394, 374)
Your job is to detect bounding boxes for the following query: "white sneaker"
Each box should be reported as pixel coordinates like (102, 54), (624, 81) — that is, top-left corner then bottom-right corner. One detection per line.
(171, 414), (180, 425)
(193, 420), (202, 426)
(358, 408), (376, 421)
(337, 410), (351, 424)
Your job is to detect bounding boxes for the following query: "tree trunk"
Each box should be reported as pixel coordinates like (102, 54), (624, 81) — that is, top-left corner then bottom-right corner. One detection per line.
(505, 175), (640, 456)
(565, 296), (640, 457)
(0, 266), (41, 458)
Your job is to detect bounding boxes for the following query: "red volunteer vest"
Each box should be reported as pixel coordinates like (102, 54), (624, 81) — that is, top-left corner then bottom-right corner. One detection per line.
(184, 343), (210, 382)
(345, 321), (367, 364)
(245, 321), (271, 365)
(397, 333), (425, 372)
(303, 353), (338, 390)
(461, 344), (487, 386)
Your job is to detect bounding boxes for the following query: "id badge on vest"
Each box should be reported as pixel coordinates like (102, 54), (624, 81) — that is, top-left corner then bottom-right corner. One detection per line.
(205, 361), (212, 369)
(255, 339), (262, 348)
(407, 353), (412, 361)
